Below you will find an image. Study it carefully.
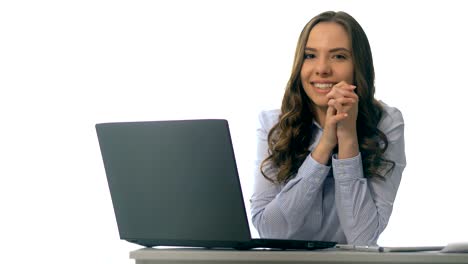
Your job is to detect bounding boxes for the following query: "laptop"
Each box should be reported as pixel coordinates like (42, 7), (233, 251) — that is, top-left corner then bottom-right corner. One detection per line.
(96, 119), (337, 250)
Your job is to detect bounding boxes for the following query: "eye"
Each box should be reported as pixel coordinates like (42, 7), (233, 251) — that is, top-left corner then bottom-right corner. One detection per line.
(304, 53), (316, 59)
(333, 54), (348, 60)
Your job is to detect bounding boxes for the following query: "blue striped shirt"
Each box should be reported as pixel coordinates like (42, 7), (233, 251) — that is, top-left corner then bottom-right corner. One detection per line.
(250, 102), (406, 245)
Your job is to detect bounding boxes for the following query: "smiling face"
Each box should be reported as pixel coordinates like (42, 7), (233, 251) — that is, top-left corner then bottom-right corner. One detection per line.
(300, 22), (354, 111)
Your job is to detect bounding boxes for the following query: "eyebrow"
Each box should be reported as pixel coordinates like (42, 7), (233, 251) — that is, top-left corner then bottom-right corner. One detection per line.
(305, 47), (351, 53)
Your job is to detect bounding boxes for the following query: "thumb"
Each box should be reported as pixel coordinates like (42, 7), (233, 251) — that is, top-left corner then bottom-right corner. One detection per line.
(327, 105), (348, 125)
(326, 105), (336, 118)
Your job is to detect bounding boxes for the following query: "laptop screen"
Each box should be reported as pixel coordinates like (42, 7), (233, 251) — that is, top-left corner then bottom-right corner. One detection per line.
(96, 120), (253, 247)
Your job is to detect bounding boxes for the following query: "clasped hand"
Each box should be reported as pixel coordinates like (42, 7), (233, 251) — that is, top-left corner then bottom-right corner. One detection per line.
(318, 81), (359, 158)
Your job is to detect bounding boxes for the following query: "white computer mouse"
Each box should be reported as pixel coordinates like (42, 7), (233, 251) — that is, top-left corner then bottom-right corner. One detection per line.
(441, 242), (468, 253)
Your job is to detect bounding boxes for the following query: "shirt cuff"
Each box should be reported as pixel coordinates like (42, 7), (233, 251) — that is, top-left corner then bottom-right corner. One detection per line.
(298, 154), (331, 185)
(332, 152), (365, 180)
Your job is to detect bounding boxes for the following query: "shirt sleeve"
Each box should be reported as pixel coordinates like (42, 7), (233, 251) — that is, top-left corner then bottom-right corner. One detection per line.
(332, 106), (406, 245)
(250, 110), (330, 239)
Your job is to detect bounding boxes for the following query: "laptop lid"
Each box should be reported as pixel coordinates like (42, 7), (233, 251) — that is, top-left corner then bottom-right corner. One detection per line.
(96, 119), (336, 250)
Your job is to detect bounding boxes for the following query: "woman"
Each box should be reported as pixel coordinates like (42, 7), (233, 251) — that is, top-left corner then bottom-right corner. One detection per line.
(250, 11), (405, 246)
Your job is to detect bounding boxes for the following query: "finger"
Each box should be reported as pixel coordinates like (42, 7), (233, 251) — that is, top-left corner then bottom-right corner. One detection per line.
(332, 112), (349, 124)
(335, 97), (356, 106)
(326, 89), (339, 99)
(325, 105), (338, 123)
(325, 106), (338, 127)
(326, 110), (348, 126)
(333, 88), (359, 99)
(335, 98), (358, 117)
(328, 98), (344, 113)
(326, 82), (347, 99)
(327, 85), (357, 100)
(326, 103), (337, 116)
(334, 81), (356, 90)
(334, 98), (345, 113)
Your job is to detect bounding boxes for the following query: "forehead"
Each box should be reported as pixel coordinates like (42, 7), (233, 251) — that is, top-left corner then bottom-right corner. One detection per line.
(306, 22), (350, 49)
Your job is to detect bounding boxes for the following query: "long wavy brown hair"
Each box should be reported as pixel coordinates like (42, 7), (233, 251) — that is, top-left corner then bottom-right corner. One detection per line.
(261, 11), (395, 183)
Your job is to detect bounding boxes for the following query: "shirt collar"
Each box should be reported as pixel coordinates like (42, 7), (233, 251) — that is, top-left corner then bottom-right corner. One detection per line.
(312, 119), (323, 131)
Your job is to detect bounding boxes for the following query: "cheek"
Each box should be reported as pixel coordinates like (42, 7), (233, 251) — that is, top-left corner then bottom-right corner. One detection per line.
(344, 65), (354, 83)
(300, 63), (311, 83)
(348, 69), (355, 83)
(300, 70), (307, 84)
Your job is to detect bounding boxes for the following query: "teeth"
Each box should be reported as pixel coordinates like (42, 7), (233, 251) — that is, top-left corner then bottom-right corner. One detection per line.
(313, 83), (334, 89)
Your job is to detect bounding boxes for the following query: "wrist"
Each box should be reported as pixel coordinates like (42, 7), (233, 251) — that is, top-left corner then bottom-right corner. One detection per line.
(312, 141), (334, 165)
(337, 136), (359, 159)
(337, 124), (357, 143)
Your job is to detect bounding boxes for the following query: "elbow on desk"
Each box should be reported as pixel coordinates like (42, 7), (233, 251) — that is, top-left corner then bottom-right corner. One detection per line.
(252, 210), (308, 239)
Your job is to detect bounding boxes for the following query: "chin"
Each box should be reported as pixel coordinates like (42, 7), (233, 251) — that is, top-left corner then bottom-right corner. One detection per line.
(310, 99), (328, 110)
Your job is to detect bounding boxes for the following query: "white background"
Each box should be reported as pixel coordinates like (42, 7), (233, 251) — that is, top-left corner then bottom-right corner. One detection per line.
(1, 1), (467, 263)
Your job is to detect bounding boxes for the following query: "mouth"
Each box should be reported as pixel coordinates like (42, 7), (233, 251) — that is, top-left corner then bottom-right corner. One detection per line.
(312, 83), (334, 90)
(311, 82), (335, 93)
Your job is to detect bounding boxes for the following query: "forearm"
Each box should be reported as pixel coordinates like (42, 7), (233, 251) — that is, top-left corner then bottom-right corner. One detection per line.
(311, 140), (333, 165)
(335, 178), (381, 245)
(251, 155), (330, 238)
(337, 129), (359, 159)
(332, 154), (382, 245)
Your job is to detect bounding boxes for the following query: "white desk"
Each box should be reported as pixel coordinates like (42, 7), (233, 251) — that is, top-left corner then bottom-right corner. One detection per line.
(130, 248), (468, 264)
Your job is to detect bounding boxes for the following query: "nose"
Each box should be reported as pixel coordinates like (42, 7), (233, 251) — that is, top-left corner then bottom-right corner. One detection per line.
(315, 57), (331, 76)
